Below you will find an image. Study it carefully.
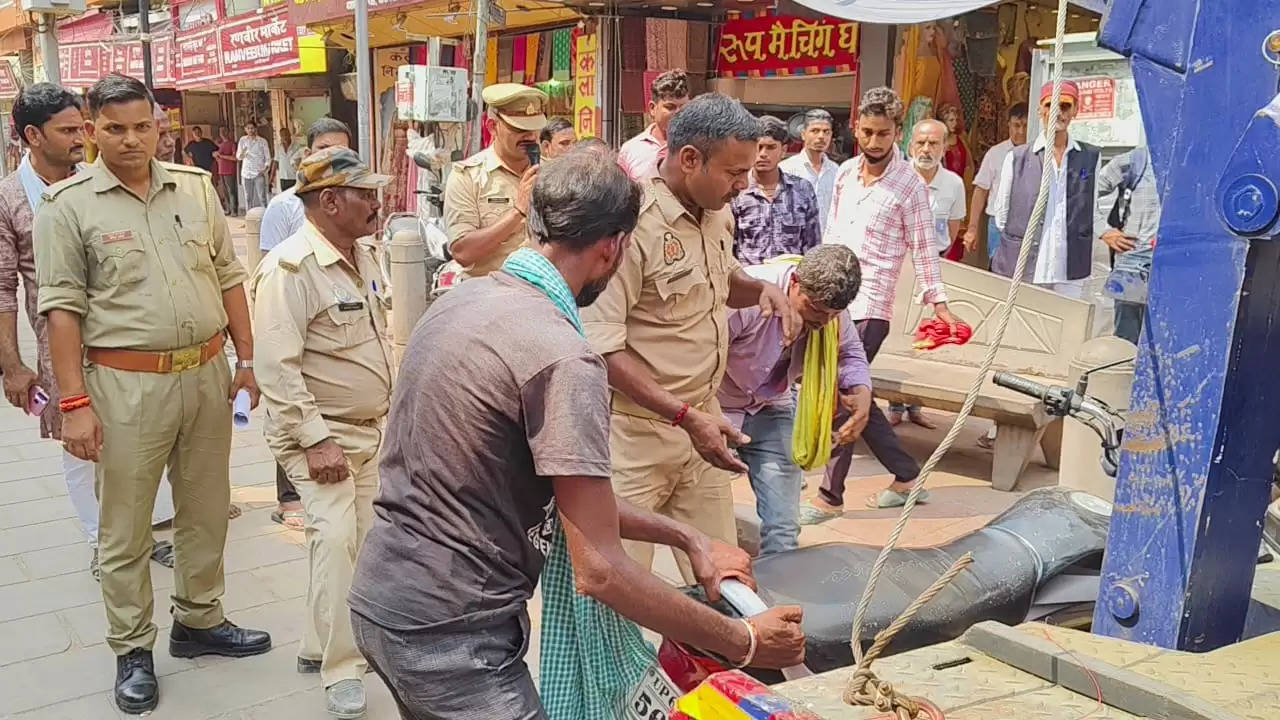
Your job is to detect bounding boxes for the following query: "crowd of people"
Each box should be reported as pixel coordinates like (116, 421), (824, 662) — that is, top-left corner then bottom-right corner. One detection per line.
(0, 64), (1161, 720)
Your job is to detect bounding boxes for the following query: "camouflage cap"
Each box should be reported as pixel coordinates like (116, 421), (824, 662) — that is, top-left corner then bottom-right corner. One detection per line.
(295, 146), (391, 194)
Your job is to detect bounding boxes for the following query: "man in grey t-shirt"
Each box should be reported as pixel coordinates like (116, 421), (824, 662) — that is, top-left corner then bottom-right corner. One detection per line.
(349, 150), (804, 718)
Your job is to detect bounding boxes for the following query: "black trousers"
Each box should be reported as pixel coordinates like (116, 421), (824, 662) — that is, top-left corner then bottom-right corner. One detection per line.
(819, 318), (921, 507)
(276, 463), (299, 504)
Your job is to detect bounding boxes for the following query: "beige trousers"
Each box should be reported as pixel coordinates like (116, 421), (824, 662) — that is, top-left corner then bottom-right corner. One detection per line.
(88, 358), (232, 655)
(270, 419), (382, 688)
(609, 404), (737, 583)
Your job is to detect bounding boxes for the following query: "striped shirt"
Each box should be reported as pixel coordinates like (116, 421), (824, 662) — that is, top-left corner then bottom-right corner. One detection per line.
(823, 151), (947, 322)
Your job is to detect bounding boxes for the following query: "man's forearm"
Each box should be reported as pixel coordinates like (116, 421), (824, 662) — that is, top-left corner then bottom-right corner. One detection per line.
(449, 211), (523, 268)
(0, 312), (23, 373)
(968, 187), (989, 228)
(618, 499), (697, 550)
(222, 284), (253, 361)
(604, 351), (686, 421)
(726, 269), (766, 309)
(47, 310), (86, 397)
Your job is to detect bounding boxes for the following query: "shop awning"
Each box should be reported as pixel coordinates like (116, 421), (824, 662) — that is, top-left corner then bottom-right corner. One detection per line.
(787, 0), (1105, 23)
(292, 0), (579, 50)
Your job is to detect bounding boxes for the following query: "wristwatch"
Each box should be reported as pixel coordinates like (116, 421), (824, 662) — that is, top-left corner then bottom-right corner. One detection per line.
(235, 360), (254, 370)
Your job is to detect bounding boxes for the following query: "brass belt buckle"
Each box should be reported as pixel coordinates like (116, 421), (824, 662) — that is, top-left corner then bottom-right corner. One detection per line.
(170, 346), (202, 373)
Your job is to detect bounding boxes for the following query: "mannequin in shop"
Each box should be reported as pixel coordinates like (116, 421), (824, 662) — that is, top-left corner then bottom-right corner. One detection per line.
(894, 22), (962, 154)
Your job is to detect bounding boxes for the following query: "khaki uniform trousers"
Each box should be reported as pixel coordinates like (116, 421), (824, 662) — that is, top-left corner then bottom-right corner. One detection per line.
(88, 357), (233, 656)
(610, 401), (737, 583)
(270, 419), (382, 688)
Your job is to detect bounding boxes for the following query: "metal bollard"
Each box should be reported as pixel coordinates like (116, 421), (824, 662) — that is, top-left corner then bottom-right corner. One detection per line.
(1061, 335), (1137, 501)
(243, 207), (265, 278)
(388, 230), (428, 369)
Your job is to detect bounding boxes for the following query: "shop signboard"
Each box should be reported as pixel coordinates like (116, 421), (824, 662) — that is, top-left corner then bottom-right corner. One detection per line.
(1075, 76), (1116, 120)
(573, 33), (599, 139)
(716, 14), (860, 78)
(288, 0), (418, 27)
(218, 6), (301, 82)
(152, 35), (177, 87)
(57, 44), (106, 89)
(175, 26), (222, 88)
(0, 59), (19, 100)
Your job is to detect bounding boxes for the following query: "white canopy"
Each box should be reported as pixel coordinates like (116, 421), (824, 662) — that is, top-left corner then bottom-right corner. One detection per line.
(788, 0), (1105, 24)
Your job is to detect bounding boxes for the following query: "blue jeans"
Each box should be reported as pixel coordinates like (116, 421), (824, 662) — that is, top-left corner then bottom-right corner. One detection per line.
(987, 217), (1001, 264)
(739, 406), (803, 555)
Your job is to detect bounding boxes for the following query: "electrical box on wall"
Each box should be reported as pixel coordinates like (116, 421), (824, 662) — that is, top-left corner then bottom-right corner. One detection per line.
(20, 0), (86, 15)
(396, 65), (468, 124)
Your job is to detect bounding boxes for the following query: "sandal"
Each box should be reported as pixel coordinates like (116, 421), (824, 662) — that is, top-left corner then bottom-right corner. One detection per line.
(867, 488), (931, 509)
(90, 547), (101, 582)
(271, 509), (306, 531)
(228, 504), (243, 520)
(150, 540), (176, 568)
(798, 501), (842, 526)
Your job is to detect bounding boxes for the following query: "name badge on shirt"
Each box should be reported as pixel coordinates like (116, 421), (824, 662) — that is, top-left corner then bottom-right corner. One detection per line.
(102, 230), (136, 245)
(338, 301), (364, 312)
(486, 197), (511, 204)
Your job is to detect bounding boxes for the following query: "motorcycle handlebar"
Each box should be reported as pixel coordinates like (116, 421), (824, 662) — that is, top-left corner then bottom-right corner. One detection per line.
(719, 579), (812, 680)
(992, 372), (1051, 401)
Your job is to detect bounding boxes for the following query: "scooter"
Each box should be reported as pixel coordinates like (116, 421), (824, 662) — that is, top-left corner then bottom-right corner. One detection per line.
(378, 152), (454, 303)
(659, 371), (1127, 691)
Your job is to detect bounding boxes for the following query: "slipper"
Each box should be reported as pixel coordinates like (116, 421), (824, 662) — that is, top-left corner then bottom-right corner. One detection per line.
(228, 504), (243, 520)
(150, 540), (176, 568)
(977, 435), (996, 450)
(272, 509), (306, 531)
(798, 501), (842, 526)
(867, 488), (931, 509)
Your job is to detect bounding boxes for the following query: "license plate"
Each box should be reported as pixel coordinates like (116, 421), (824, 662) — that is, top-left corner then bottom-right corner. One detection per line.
(623, 665), (681, 720)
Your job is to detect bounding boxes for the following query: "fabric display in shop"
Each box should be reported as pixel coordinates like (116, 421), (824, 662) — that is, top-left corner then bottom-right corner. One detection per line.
(477, 28), (580, 149)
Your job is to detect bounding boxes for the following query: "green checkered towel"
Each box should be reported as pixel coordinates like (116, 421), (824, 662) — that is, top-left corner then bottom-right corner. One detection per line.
(501, 249), (658, 719)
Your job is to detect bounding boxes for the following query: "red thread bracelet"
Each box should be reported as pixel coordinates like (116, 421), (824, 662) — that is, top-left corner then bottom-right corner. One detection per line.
(672, 403), (690, 427)
(59, 395), (91, 413)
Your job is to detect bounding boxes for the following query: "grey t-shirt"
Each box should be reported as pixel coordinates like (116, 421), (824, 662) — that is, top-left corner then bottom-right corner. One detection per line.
(350, 272), (612, 631)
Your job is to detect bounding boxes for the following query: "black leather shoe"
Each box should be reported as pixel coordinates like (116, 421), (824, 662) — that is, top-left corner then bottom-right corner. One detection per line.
(169, 620), (271, 659)
(114, 648), (158, 714)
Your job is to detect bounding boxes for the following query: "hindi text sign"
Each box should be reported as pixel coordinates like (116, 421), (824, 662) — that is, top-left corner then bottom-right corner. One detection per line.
(716, 15), (859, 78)
(219, 6), (301, 83)
(574, 34), (599, 138)
(175, 26), (222, 88)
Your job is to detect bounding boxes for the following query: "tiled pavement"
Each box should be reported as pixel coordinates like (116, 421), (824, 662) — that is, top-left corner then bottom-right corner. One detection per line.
(0, 219), (1059, 719)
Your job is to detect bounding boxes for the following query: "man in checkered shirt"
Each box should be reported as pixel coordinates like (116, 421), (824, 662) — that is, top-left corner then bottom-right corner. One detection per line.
(801, 87), (959, 520)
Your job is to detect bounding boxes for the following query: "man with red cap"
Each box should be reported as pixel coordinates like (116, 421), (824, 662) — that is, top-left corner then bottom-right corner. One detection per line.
(990, 80), (1101, 299)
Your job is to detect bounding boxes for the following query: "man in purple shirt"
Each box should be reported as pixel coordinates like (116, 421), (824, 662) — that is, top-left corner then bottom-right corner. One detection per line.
(720, 245), (872, 554)
(730, 116), (823, 266)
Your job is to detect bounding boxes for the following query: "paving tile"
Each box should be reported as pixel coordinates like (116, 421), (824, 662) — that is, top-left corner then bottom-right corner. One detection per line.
(0, 642), (195, 714)
(0, 570), (102, 623)
(230, 461), (277, 489)
(4, 456), (67, 482)
(229, 444), (276, 470)
(12, 439), (63, 461)
(16, 541), (93, 580)
(221, 533), (306, 575)
(249, 558), (309, 602)
(9, 691), (124, 720)
(0, 475), (66, 506)
(0, 518), (84, 557)
(240, 675), (401, 720)
(149, 642), (315, 719)
(0, 613), (74, 667)
(0, 556), (28, 586)
(0, 496), (76, 530)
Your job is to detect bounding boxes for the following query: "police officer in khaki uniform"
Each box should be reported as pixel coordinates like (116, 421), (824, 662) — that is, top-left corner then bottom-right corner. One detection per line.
(34, 75), (270, 715)
(581, 95), (799, 581)
(443, 83), (548, 277)
(252, 148), (393, 720)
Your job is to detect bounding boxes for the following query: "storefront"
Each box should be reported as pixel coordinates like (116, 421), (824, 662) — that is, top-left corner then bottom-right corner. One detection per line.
(0, 56), (20, 175)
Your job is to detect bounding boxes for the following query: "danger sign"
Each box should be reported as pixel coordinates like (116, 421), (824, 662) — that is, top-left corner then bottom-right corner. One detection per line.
(1075, 77), (1116, 120)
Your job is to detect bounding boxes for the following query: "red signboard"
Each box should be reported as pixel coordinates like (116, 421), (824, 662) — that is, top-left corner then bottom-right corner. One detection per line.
(715, 15), (859, 78)
(288, 0), (418, 27)
(152, 36), (177, 87)
(1075, 76), (1116, 120)
(55, 39), (179, 89)
(58, 44), (106, 89)
(218, 6), (301, 83)
(175, 26), (222, 89)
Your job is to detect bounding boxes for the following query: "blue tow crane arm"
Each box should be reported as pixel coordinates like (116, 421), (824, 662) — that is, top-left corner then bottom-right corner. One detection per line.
(1094, 0), (1280, 651)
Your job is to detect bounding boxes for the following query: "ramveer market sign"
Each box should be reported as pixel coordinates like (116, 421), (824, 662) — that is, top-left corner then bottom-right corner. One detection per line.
(219, 6), (301, 81)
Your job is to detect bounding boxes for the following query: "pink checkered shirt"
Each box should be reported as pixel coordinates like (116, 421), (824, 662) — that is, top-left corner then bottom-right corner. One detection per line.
(823, 151), (947, 321)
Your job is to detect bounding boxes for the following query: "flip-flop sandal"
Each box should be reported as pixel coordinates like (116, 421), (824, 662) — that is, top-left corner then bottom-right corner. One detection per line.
(228, 504), (243, 520)
(150, 540), (176, 568)
(867, 488), (931, 509)
(271, 509), (306, 531)
(798, 501), (842, 526)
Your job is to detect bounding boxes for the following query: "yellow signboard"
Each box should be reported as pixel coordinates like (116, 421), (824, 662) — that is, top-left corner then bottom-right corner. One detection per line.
(573, 33), (598, 139)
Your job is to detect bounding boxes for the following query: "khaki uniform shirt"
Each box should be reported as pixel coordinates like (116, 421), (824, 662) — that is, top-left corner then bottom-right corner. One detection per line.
(35, 159), (246, 351)
(251, 221), (394, 449)
(443, 147), (526, 277)
(582, 177), (741, 420)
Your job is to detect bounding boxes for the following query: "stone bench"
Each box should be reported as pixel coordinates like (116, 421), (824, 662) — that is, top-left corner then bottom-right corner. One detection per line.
(869, 259), (1095, 490)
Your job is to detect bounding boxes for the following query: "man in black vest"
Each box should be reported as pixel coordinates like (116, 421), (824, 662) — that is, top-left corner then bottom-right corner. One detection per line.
(991, 81), (1101, 299)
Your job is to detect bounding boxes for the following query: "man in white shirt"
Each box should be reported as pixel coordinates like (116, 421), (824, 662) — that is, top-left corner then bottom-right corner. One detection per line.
(259, 118), (351, 253)
(236, 122), (272, 211)
(617, 70), (689, 181)
(274, 126), (304, 191)
(964, 103), (1028, 264)
(991, 81), (1100, 300)
(780, 108), (840, 233)
(888, 118), (966, 429)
